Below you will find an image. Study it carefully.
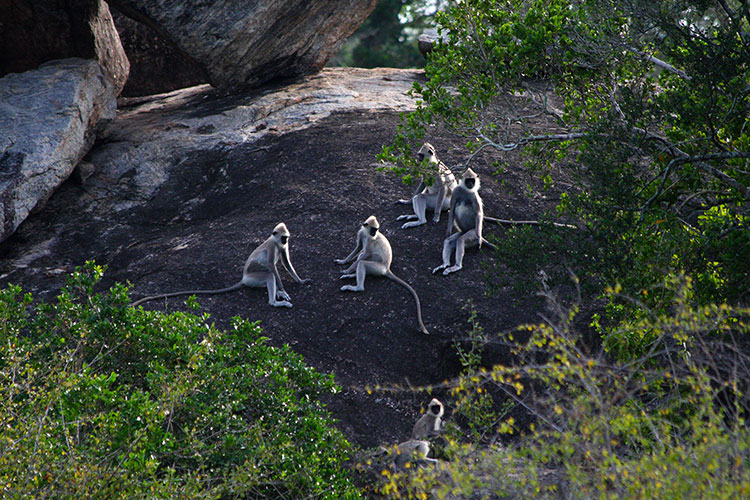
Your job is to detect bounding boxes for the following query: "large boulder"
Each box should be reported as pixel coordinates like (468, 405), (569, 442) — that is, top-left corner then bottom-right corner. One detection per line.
(109, 0), (378, 92)
(0, 0), (130, 95)
(0, 58), (117, 242)
(110, 7), (207, 97)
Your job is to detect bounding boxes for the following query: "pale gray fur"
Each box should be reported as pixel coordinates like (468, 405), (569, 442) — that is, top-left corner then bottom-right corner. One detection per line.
(336, 215), (429, 334)
(433, 168), (496, 275)
(411, 398), (444, 440)
(391, 440), (438, 470)
(397, 143), (458, 229)
(132, 222), (310, 308)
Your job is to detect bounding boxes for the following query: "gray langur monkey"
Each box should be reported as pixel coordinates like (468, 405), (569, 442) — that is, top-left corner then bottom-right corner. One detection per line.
(132, 222), (310, 308)
(433, 168), (496, 275)
(411, 398), (445, 440)
(335, 215), (429, 334)
(397, 142), (458, 229)
(391, 440), (438, 470)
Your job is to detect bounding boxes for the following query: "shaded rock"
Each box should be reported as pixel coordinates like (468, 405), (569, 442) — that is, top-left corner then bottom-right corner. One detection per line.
(109, 0), (378, 91)
(0, 0), (129, 95)
(111, 7), (206, 97)
(0, 58), (117, 242)
(417, 28), (448, 59)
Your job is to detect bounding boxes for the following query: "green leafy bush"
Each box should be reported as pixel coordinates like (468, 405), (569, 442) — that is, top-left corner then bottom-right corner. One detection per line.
(377, 276), (750, 499)
(0, 263), (362, 499)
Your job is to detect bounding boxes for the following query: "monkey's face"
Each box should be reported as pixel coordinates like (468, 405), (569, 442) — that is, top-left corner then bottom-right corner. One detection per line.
(417, 143), (436, 162)
(363, 216), (380, 238)
(464, 177), (476, 190)
(430, 403), (442, 415)
(272, 222), (290, 246)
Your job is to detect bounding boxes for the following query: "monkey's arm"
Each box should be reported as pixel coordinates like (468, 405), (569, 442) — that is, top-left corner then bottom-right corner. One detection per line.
(397, 179), (426, 204)
(474, 197), (484, 248)
(433, 184), (448, 223)
(445, 193), (457, 238)
(334, 232), (364, 264)
(281, 247), (311, 284)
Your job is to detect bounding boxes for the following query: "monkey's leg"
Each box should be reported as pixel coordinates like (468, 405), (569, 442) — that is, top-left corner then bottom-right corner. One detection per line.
(401, 195), (429, 229)
(247, 272), (292, 307)
(443, 231), (477, 275)
(341, 261), (385, 291)
(433, 233), (459, 274)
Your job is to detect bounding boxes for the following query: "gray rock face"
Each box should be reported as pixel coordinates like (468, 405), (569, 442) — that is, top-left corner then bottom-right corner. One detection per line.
(109, 0), (378, 91)
(0, 58), (117, 242)
(0, 0), (130, 95)
(85, 67), (420, 213)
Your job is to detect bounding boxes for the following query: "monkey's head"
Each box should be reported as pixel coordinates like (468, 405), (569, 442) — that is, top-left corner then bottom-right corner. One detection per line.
(460, 168), (479, 191)
(272, 222), (290, 246)
(417, 142), (437, 163)
(428, 398), (444, 417)
(363, 215), (380, 238)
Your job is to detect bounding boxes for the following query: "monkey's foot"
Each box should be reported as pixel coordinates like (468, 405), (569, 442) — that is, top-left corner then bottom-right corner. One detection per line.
(432, 265), (448, 274)
(340, 273), (355, 279)
(340, 285), (364, 292)
(443, 265), (462, 275)
(270, 300), (293, 307)
(397, 214), (418, 221)
(401, 221), (426, 229)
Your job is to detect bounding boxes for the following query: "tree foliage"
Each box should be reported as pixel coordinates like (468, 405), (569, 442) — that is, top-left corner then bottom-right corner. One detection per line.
(377, 278), (750, 499)
(330, 0), (444, 68)
(380, 0), (749, 331)
(0, 263), (362, 499)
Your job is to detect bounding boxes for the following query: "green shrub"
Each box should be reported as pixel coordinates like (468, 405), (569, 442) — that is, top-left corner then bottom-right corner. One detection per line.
(0, 262), (362, 499)
(377, 276), (750, 499)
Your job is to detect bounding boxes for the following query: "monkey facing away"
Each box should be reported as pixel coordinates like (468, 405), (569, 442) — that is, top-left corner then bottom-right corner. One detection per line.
(433, 168), (496, 276)
(391, 440), (438, 470)
(335, 215), (429, 334)
(411, 398), (445, 440)
(132, 222), (310, 308)
(397, 142), (458, 229)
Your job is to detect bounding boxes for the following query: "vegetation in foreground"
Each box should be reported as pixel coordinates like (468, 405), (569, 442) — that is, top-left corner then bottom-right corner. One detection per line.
(0, 263), (362, 499)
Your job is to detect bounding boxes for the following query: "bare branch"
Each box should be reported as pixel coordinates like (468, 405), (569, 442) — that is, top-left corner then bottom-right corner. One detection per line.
(627, 47), (691, 80)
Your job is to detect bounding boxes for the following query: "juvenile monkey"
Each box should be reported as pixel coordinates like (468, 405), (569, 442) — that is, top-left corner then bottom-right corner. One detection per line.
(391, 440), (438, 470)
(411, 398), (445, 440)
(336, 216), (429, 334)
(433, 168), (496, 275)
(132, 223), (310, 308)
(397, 143), (457, 229)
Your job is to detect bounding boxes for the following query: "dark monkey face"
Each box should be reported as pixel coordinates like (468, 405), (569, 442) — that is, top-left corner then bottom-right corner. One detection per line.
(464, 178), (476, 190)
(369, 227), (378, 237)
(281, 235), (289, 245)
(430, 404), (441, 415)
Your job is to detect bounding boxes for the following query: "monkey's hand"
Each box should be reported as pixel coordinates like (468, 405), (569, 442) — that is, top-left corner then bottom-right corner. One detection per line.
(277, 290), (291, 301)
(334, 258), (347, 265)
(432, 215), (441, 224)
(299, 278), (312, 285)
(340, 273), (355, 280)
(396, 198), (411, 205)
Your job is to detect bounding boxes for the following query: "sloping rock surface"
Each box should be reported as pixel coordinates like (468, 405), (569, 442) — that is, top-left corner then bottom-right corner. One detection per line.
(110, 0), (378, 91)
(0, 58), (117, 242)
(0, 0), (129, 94)
(0, 68), (551, 448)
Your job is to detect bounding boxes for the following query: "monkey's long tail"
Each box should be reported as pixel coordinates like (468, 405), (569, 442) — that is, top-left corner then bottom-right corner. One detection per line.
(131, 282), (244, 307)
(386, 271), (429, 335)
